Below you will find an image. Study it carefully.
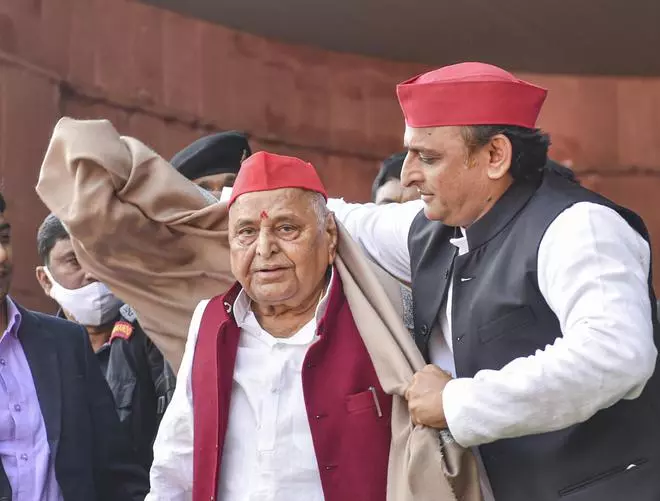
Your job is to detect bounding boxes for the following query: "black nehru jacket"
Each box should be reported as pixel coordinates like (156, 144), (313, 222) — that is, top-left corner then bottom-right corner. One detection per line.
(371, 151), (407, 201)
(408, 169), (660, 501)
(170, 131), (251, 180)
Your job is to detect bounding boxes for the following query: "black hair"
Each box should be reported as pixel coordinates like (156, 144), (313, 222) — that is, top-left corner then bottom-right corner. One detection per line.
(372, 151), (407, 201)
(461, 125), (550, 183)
(37, 213), (70, 265)
(0, 192), (5, 213)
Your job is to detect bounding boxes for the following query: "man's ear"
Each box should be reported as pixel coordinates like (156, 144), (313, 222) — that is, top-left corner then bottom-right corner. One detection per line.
(35, 266), (52, 296)
(326, 214), (338, 263)
(486, 134), (513, 180)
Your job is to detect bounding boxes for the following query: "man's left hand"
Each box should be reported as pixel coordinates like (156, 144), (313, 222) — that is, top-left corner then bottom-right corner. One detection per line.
(405, 364), (453, 429)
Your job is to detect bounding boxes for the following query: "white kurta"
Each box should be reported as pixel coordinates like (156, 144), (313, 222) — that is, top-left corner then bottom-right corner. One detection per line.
(327, 198), (657, 448)
(146, 277), (333, 501)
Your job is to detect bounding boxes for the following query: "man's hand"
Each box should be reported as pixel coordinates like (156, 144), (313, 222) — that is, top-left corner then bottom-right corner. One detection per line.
(405, 364), (452, 429)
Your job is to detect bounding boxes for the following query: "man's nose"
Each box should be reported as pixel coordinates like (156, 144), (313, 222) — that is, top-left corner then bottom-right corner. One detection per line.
(0, 245), (7, 265)
(83, 270), (99, 285)
(255, 229), (277, 257)
(400, 152), (421, 188)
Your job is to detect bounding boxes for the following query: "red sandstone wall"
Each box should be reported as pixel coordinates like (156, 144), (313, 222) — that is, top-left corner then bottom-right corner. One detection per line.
(1, 0), (660, 311)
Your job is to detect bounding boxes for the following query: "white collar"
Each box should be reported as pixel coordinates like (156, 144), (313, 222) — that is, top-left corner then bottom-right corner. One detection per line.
(450, 227), (469, 255)
(232, 267), (335, 343)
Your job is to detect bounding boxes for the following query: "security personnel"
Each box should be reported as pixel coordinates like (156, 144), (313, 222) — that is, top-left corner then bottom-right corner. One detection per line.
(36, 213), (175, 472)
(170, 130), (251, 197)
(105, 304), (176, 471)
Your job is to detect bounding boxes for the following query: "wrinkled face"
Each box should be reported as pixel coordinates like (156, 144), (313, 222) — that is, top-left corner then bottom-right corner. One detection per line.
(194, 172), (237, 197)
(0, 214), (13, 299)
(228, 188), (337, 308)
(36, 238), (95, 295)
(374, 178), (420, 205)
(401, 126), (496, 226)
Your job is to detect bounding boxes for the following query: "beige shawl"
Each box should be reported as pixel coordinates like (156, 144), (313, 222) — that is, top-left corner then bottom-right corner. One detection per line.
(36, 118), (481, 501)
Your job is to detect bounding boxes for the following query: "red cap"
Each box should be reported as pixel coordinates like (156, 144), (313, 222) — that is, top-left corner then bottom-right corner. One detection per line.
(228, 151), (327, 208)
(396, 62), (547, 129)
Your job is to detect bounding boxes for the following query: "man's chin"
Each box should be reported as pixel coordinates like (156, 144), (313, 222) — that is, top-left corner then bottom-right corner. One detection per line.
(0, 277), (11, 300)
(422, 204), (443, 222)
(249, 286), (296, 306)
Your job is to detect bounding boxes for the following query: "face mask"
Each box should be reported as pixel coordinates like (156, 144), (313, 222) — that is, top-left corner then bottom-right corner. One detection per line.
(43, 268), (122, 326)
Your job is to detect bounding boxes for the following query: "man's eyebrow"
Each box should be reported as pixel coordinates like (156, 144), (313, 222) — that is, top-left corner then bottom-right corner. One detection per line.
(405, 145), (442, 155)
(234, 217), (257, 227)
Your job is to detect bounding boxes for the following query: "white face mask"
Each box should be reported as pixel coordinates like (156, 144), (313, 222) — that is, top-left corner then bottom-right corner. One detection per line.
(44, 268), (122, 326)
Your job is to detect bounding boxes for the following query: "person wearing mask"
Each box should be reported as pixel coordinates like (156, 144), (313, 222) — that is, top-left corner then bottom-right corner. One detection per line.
(372, 151), (421, 205)
(170, 131), (251, 197)
(35, 213), (174, 473)
(0, 192), (148, 501)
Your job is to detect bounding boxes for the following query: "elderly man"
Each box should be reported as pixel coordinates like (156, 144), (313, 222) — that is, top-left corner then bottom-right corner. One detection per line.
(146, 151), (392, 501)
(327, 62), (660, 501)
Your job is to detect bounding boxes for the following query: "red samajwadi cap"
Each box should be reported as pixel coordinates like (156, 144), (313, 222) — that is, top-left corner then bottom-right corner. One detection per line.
(228, 151), (328, 208)
(396, 62), (548, 129)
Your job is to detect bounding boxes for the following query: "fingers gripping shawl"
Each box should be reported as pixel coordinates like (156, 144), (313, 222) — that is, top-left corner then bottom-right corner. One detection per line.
(37, 117), (481, 501)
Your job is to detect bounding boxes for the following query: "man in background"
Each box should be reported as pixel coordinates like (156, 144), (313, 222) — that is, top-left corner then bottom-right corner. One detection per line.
(35, 213), (174, 473)
(0, 192), (148, 500)
(372, 152), (420, 205)
(170, 130), (251, 197)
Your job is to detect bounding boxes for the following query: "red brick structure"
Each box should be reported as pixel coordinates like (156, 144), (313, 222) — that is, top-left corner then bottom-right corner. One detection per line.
(1, 0), (660, 311)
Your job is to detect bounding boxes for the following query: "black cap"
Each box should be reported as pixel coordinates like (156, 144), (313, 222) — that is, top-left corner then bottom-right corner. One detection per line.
(170, 131), (252, 181)
(372, 151), (407, 201)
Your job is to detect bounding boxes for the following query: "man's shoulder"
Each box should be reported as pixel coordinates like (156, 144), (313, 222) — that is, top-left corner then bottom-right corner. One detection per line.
(17, 308), (87, 357)
(22, 307), (85, 337)
(111, 304), (141, 344)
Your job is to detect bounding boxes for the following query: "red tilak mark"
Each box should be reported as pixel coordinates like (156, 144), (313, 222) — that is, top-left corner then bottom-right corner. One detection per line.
(260, 210), (269, 219)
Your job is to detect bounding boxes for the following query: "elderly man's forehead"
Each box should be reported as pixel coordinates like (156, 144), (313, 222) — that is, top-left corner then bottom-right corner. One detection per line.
(229, 188), (317, 216)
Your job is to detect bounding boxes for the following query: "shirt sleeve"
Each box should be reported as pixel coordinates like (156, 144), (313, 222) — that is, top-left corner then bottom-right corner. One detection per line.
(146, 300), (209, 501)
(443, 202), (657, 447)
(326, 198), (424, 283)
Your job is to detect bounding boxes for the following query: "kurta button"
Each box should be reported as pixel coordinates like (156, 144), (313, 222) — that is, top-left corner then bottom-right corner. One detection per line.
(456, 335), (464, 342)
(420, 324), (429, 336)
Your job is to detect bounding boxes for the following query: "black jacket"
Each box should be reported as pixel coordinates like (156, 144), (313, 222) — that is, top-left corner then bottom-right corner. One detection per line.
(105, 305), (175, 471)
(56, 305), (176, 471)
(409, 171), (660, 501)
(0, 304), (149, 501)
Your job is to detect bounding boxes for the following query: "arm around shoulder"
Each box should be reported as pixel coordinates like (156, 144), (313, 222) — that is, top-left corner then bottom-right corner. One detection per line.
(327, 198), (424, 282)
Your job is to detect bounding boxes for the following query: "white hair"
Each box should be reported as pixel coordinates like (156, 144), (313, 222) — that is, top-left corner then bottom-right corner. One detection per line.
(308, 191), (331, 230)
